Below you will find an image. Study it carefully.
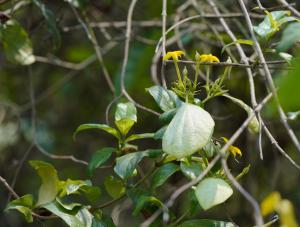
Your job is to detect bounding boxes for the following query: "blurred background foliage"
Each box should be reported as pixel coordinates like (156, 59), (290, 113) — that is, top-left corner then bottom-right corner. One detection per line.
(0, 0), (300, 226)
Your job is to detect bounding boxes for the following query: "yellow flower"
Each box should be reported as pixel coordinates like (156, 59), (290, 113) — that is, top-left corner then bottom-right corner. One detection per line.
(222, 137), (242, 157)
(163, 50), (185, 61)
(196, 54), (220, 63)
(260, 191), (281, 216)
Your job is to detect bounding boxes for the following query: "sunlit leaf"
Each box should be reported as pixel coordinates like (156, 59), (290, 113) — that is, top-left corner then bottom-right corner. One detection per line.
(29, 160), (60, 206)
(147, 85), (181, 112)
(151, 163), (179, 190)
(115, 102), (137, 122)
(221, 39), (253, 54)
(59, 179), (89, 197)
(162, 103), (215, 159)
(277, 23), (300, 52)
(114, 119), (135, 136)
(0, 19), (35, 65)
(6, 194), (34, 223)
(73, 124), (120, 140)
(104, 176), (125, 199)
(195, 178), (233, 210)
(88, 147), (115, 176)
(125, 133), (154, 143)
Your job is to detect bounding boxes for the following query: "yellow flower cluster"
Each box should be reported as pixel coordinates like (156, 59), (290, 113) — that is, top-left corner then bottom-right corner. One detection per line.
(163, 51), (185, 61)
(196, 53), (220, 63)
(222, 137), (242, 157)
(261, 191), (298, 227)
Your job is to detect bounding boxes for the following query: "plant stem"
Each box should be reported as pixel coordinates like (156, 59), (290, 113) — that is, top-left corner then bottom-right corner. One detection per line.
(174, 60), (183, 84)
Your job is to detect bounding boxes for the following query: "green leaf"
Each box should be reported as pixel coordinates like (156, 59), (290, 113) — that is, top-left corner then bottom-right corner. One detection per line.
(221, 39), (253, 54)
(32, 0), (61, 49)
(80, 185), (101, 204)
(203, 140), (221, 158)
(154, 126), (167, 140)
(115, 102), (137, 122)
(180, 162), (202, 180)
(0, 20), (35, 65)
(277, 23), (300, 52)
(114, 119), (135, 136)
(195, 178), (233, 210)
(178, 219), (236, 227)
(59, 179), (89, 197)
(162, 103), (215, 159)
(92, 213), (116, 227)
(159, 108), (177, 123)
(43, 202), (93, 227)
(104, 176), (125, 199)
(56, 197), (82, 213)
(125, 133), (154, 143)
(287, 111), (300, 120)
(88, 147), (115, 176)
(6, 194), (34, 223)
(114, 149), (162, 180)
(147, 85), (181, 112)
(29, 160), (60, 206)
(73, 123), (120, 140)
(253, 11), (297, 40)
(151, 163), (179, 190)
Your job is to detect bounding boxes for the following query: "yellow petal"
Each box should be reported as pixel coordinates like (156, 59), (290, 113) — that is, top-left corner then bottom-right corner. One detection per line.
(163, 51), (184, 61)
(221, 137), (242, 157)
(197, 54), (220, 63)
(260, 191), (281, 216)
(277, 199), (299, 227)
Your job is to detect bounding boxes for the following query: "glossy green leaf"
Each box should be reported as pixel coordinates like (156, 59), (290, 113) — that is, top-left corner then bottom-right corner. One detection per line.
(115, 102), (137, 122)
(114, 119), (135, 136)
(277, 23), (300, 52)
(125, 133), (154, 143)
(151, 163), (179, 190)
(180, 162), (202, 180)
(88, 147), (115, 176)
(195, 178), (233, 210)
(162, 103), (215, 159)
(203, 140), (221, 158)
(33, 0), (61, 49)
(29, 160), (60, 206)
(43, 202), (93, 227)
(253, 11), (297, 40)
(6, 194), (34, 223)
(159, 108), (177, 123)
(104, 176), (125, 199)
(56, 197), (82, 212)
(154, 126), (167, 140)
(114, 149), (162, 180)
(59, 179), (89, 197)
(0, 20), (35, 65)
(147, 85), (181, 112)
(178, 219), (236, 227)
(73, 123), (120, 140)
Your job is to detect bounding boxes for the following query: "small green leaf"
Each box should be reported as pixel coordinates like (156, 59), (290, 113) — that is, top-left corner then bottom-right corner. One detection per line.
(114, 119), (135, 136)
(195, 178), (233, 210)
(104, 176), (125, 199)
(29, 160), (60, 206)
(0, 20), (35, 65)
(277, 23), (300, 52)
(221, 39), (253, 54)
(56, 197), (82, 212)
(115, 102), (137, 122)
(180, 162), (202, 180)
(43, 202), (93, 227)
(162, 103), (215, 159)
(73, 123), (120, 140)
(6, 194), (34, 223)
(151, 163), (179, 190)
(88, 147), (115, 176)
(147, 86), (181, 112)
(125, 133), (154, 143)
(59, 179), (89, 197)
(33, 0), (61, 49)
(178, 219), (236, 227)
(80, 185), (101, 204)
(287, 111), (300, 120)
(114, 149), (162, 180)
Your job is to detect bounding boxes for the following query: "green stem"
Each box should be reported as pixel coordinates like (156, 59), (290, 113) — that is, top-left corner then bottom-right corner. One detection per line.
(206, 66), (211, 91)
(193, 63), (200, 89)
(174, 60), (183, 84)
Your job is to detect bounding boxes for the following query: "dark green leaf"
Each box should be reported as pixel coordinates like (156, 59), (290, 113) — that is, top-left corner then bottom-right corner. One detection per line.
(159, 108), (177, 123)
(104, 176), (125, 199)
(0, 20), (35, 65)
(88, 147), (115, 176)
(178, 219), (236, 227)
(73, 124), (120, 140)
(29, 160), (60, 206)
(151, 163), (179, 190)
(33, 0), (61, 49)
(277, 23), (300, 52)
(6, 194), (34, 223)
(115, 102), (137, 122)
(80, 185), (101, 204)
(92, 212), (116, 227)
(154, 126), (167, 140)
(114, 119), (135, 136)
(180, 162), (202, 180)
(125, 133), (154, 143)
(147, 85), (181, 112)
(56, 197), (82, 213)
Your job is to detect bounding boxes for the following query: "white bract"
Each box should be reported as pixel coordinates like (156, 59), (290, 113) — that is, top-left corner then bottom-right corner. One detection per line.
(195, 177), (233, 210)
(162, 103), (215, 159)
